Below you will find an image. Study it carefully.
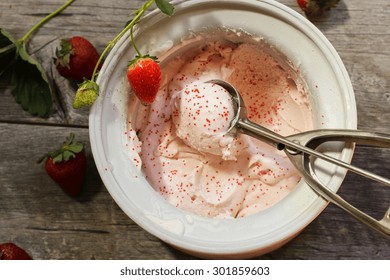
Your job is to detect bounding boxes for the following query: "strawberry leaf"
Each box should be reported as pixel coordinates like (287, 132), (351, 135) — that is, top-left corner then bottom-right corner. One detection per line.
(61, 133), (84, 156)
(37, 133), (84, 164)
(53, 154), (63, 164)
(55, 39), (72, 68)
(69, 142), (84, 153)
(63, 150), (75, 161)
(0, 29), (17, 82)
(155, 0), (174, 16)
(0, 28), (52, 117)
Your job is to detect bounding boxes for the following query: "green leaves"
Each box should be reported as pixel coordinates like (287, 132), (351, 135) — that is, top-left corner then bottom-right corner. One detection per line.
(0, 28), (52, 117)
(52, 132), (84, 163)
(37, 133), (84, 164)
(0, 29), (16, 79)
(155, 0), (175, 16)
(55, 39), (73, 68)
(0, 0), (75, 116)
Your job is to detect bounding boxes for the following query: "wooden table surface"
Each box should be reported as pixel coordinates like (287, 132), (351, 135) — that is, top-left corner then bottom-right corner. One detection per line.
(0, 0), (389, 260)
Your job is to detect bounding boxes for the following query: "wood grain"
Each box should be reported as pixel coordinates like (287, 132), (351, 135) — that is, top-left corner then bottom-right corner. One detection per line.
(0, 0), (389, 260)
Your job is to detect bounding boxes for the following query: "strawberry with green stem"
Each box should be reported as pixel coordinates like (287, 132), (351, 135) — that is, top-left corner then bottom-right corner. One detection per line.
(72, 0), (174, 109)
(54, 36), (101, 82)
(0, 0), (75, 117)
(126, 31), (161, 105)
(297, 0), (340, 18)
(38, 133), (86, 197)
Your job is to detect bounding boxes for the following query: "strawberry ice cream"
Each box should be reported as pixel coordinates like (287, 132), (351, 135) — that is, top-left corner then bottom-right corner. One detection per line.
(171, 81), (240, 160)
(126, 30), (313, 218)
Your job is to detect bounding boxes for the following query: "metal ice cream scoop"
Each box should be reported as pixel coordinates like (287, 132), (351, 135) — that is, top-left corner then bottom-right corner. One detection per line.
(208, 79), (390, 237)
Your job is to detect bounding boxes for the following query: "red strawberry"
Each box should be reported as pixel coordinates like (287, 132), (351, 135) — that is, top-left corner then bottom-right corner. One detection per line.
(54, 36), (100, 81)
(126, 56), (161, 105)
(0, 243), (32, 260)
(297, 0), (340, 17)
(38, 133), (86, 197)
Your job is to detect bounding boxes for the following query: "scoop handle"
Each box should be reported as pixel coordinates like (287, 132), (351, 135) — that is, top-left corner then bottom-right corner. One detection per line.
(285, 129), (390, 237)
(236, 118), (390, 186)
(286, 129), (390, 186)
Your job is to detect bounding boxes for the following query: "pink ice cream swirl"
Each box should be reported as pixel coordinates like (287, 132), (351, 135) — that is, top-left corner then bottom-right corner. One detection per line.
(127, 34), (313, 218)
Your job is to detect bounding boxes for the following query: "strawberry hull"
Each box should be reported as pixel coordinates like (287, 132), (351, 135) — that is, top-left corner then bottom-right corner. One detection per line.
(55, 36), (100, 81)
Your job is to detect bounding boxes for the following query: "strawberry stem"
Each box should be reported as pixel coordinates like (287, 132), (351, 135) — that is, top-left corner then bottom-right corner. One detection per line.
(91, 0), (155, 82)
(19, 0), (75, 45)
(130, 25), (142, 58)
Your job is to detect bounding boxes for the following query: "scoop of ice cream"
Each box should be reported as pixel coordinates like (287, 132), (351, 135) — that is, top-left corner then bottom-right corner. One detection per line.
(171, 81), (239, 160)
